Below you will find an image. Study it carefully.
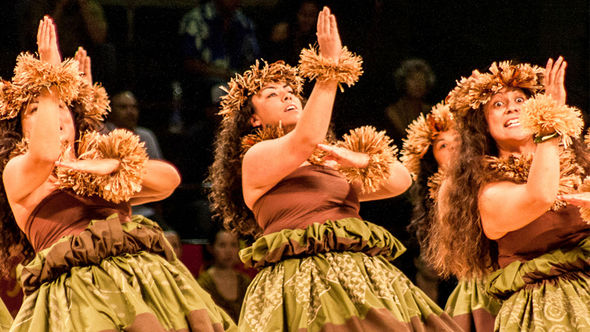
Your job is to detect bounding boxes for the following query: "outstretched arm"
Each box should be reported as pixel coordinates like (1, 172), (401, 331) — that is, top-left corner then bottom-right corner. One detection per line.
(242, 7), (342, 208)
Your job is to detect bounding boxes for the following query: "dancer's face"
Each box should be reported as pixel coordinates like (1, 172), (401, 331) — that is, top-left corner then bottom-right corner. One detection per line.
(432, 129), (459, 170)
(484, 87), (530, 149)
(21, 97), (76, 148)
(250, 82), (303, 127)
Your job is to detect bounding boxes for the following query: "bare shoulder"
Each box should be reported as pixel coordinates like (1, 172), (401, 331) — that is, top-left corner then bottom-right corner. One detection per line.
(3, 158), (58, 228)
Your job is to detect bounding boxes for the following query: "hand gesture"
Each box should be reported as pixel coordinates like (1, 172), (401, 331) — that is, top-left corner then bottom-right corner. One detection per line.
(316, 7), (342, 61)
(37, 16), (62, 66)
(558, 192), (590, 208)
(544, 56), (567, 105)
(317, 143), (369, 168)
(75, 46), (93, 85)
(56, 158), (120, 175)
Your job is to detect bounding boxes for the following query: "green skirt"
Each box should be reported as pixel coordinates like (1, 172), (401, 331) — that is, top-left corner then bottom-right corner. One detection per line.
(238, 218), (461, 332)
(0, 299), (12, 332)
(11, 214), (236, 332)
(487, 236), (590, 331)
(445, 278), (501, 332)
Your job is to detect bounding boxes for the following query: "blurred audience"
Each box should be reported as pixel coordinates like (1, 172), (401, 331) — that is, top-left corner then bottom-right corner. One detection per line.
(198, 226), (251, 323)
(266, 0), (319, 65)
(385, 58), (435, 140)
(107, 90), (164, 160)
(178, 0), (260, 116)
(16, 0), (117, 90)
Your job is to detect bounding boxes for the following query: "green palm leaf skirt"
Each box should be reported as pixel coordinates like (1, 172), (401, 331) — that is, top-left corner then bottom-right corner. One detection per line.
(11, 214), (237, 332)
(445, 278), (501, 332)
(238, 218), (461, 331)
(487, 236), (590, 331)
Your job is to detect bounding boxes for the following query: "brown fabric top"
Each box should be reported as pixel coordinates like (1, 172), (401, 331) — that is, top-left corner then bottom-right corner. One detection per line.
(25, 189), (131, 252)
(253, 165), (361, 234)
(496, 204), (590, 268)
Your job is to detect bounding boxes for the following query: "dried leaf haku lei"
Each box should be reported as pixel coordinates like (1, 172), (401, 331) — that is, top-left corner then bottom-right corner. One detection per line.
(483, 147), (584, 211)
(519, 93), (583, 147)
(56, 129), (148, 203)
(400, 102), (455, 180)
(446, 61), (544, 119)
(218, 60), (303, 119)
(298, 45), (363, 91)
(241, 125), (397, 193)
(0, 53), (110, 125)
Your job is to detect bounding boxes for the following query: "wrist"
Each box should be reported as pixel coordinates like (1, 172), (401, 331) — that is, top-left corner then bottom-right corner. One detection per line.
(533, 132), (560, 144)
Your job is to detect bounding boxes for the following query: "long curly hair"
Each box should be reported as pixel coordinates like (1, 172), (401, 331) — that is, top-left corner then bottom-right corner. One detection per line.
(425, 102), (590, 278)
(208, 99), (262, 237)
(0, 100), (102, 278)
(407, 146), (438, 249)
(424, 108), (498, 278)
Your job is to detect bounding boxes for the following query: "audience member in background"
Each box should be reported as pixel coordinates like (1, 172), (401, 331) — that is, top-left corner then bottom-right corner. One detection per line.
(385, 58), (435, 140)
(179, 0), (260, 114)
(267, 0), (319, 65)
(198, 226), (251, 323)
(16, 0), (117, 90)
(106, 90), (163, 160)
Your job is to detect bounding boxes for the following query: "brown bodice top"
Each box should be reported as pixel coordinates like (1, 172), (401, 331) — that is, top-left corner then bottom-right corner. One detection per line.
(496, 204), (590, 268)
(25, 189), (131, 252)
(252, 165), (362, 235)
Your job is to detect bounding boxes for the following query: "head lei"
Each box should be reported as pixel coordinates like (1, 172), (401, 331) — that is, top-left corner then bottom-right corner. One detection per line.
(401, 102), (455, 180)
(446, 61), (544, 118)
(0, 53), (110, 127)
(218, 60), (303, 118)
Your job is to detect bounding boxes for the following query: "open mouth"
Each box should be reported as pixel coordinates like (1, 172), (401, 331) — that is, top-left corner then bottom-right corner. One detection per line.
(284, 105), (297, 112)
(504, 118), (520, 128)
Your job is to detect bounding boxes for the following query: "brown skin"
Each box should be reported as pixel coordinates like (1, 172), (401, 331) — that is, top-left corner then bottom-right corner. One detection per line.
(479, 57), (567, 240)
(3, 17), (181, 232)
(242, 7), (411, 209)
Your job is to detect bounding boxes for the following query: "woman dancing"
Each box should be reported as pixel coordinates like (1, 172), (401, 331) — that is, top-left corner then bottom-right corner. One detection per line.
(0, 17), (235, 331)
(209, 7), (461, 331)
(401, 103), (501, 331)
(427, 56), (590, 330)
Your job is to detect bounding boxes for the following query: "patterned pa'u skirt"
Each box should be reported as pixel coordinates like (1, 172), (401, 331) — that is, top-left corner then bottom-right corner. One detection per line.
(0, 299), (12, 332)
(487, 236), (590, 331)
(445, 278), (501, 332)
(10, 214), (236, 332)
(238, 218), (461, 332)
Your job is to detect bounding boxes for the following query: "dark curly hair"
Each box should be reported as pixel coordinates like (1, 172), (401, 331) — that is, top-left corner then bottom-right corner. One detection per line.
(0, 100), (102, 278)
(425, 102), (590, 279)
(208, 99), (262, 237)
(406, 145), (438, 250)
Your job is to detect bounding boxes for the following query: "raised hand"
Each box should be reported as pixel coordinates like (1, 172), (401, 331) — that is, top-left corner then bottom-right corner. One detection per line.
(544, 56), (567, 105)
(56, 159), (120, 175)
(316, 7), (342, 61)
(37, 16), (62, 66)
(317, 143), (369, 168)
(75, 46), (93, 85)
